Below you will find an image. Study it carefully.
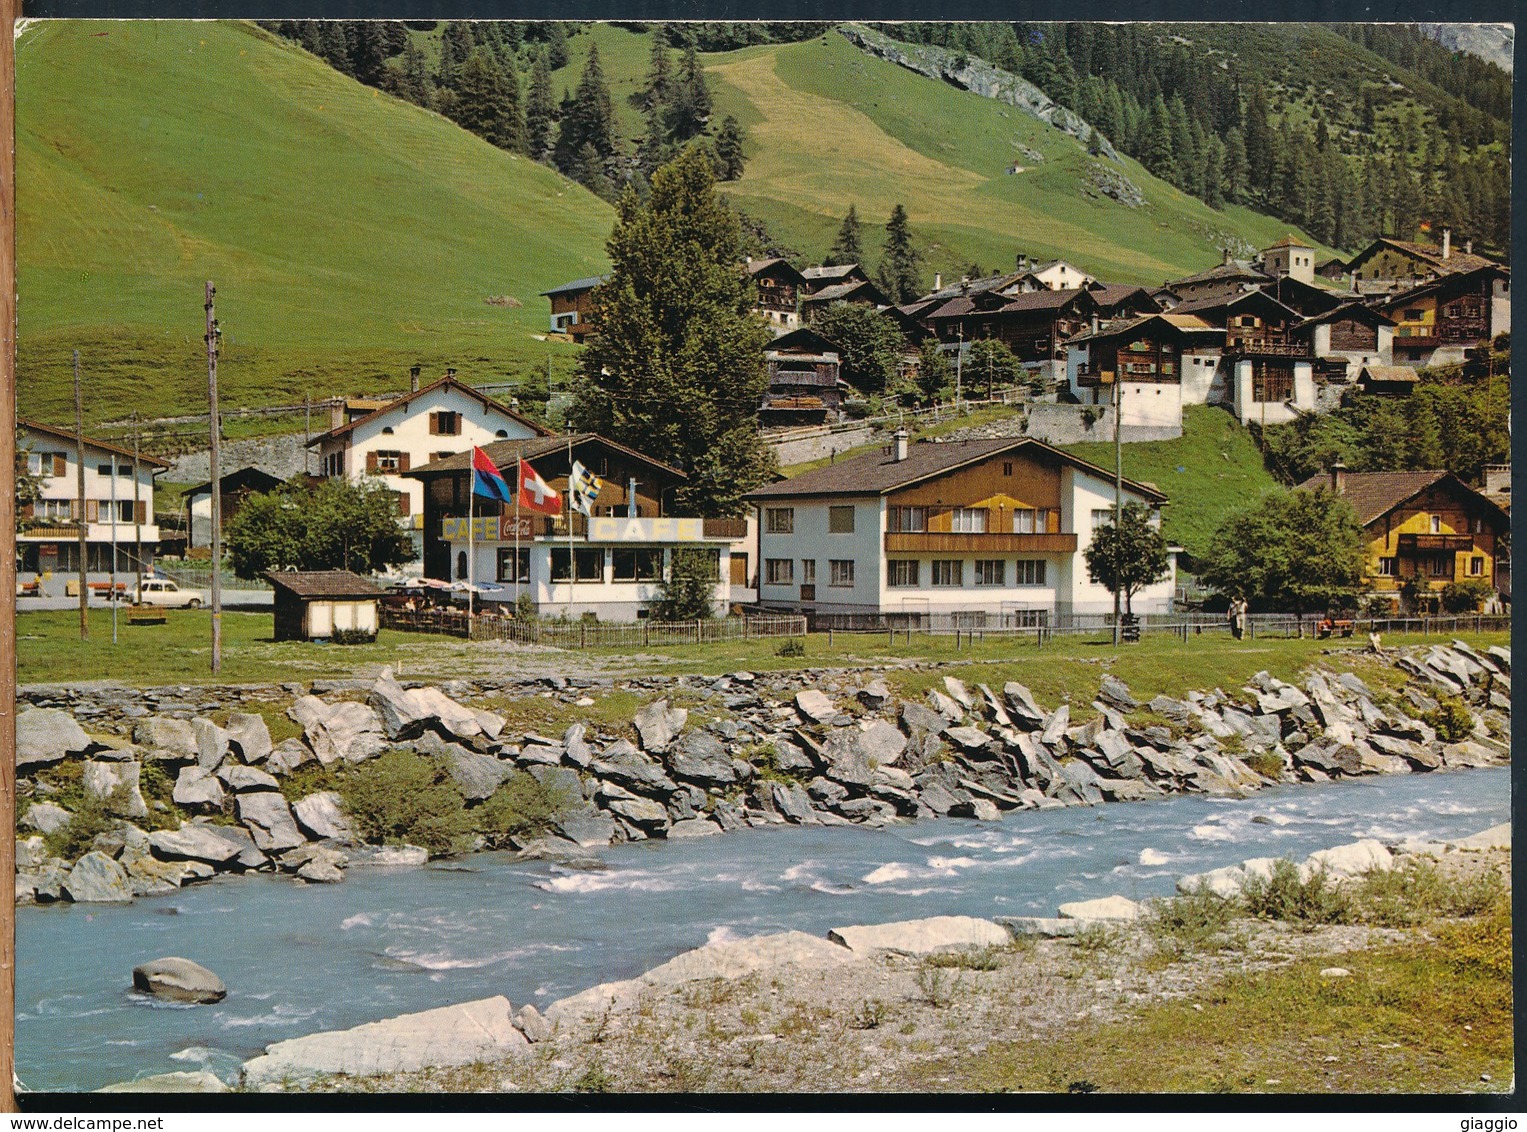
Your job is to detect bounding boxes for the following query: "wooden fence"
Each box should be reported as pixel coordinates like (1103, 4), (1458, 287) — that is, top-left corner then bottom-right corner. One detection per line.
(380, 608), (807, 648)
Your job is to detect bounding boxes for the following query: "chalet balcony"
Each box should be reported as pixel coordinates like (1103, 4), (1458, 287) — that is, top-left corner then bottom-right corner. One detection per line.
(1394, 328), (1441, 348)
(1224, 339), (1310, 359)
(884, 531), (1078, 554)
(1397, 533), (1474, 553)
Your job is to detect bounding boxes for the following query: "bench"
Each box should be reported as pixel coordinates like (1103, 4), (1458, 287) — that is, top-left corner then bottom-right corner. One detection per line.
(16, 580), (41, 598)
(88, 582), (128, 598)
(128, 607), (168, 626)
(1316, 620), (1355, 639)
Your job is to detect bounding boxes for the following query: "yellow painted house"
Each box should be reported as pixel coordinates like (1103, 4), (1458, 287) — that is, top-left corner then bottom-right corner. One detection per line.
(1297, 466), (1509, 608)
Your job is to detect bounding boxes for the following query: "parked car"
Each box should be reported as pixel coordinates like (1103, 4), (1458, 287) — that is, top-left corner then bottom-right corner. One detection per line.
(130, 579), (207, 608)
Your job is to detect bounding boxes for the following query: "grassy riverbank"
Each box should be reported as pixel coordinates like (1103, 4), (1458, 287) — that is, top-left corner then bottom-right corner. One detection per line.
(15, 608), (1508, 693)
(312, 846), (1511, 1095)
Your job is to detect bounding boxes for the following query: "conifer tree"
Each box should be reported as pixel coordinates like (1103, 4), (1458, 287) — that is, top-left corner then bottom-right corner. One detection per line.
(713, 115), (745, 181)
(545, 22), (569, 69)
(571, 146), (774, 516)
(524, 50), (556, 160)
(554, 44), (617, 188)
(438, 21), (474, 88)
(450, 48), (523, 153)
(876, 204), (923, 304)
(391, 39), (433, 108)
(349, 21), (389, 87)
(665, 44), (712, 141)
(825, 204), (864, 267)
(643, 35), (673, 112)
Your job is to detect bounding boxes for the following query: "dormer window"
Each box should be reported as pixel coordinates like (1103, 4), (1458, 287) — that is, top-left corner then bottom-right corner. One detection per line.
(382, 426), (395, 435)
(495, 430), (509, 439)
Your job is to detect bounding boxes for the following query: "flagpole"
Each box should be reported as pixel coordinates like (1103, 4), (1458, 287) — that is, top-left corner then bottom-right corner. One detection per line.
(514, 458), (522, 609)
(467, 478), (475, 622)
(566, 436), (574, 621)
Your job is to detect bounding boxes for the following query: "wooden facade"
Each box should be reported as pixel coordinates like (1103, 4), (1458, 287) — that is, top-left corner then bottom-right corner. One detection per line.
(928, 290), (1095, 363)
(1362, 482), (1505, 602)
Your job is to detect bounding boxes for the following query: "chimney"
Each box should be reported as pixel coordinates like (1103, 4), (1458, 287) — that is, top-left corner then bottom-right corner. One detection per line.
(934, 272), (942, 291)
(893, 429), (909, 462)
(1330, 460), (1347, 496)
(1222, 247), (1233, 266)
(1442, 228), (1451, 260)
(1465, 238), (1474, 256)
(409, 365), (421, 393)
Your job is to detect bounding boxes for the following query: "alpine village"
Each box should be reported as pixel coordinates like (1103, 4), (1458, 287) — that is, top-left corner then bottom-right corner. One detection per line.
(10, 20), (1514, 1099)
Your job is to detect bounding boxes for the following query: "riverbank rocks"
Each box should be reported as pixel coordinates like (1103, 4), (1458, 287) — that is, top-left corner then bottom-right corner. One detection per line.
(133, 717), (198, 763)
(293, 792), (352, 842)
(132, 957), (227, 1004)
(63, 852), (133, 903)
(236, 793), (306, 852)
(22, 801), (71, 835)
(17, 708), (92, 768)
(289, 697), (385, 765)
(97, 1071), (231, 1093)
(1058, 895), (1141, 921)
(241, 995), (525, 1088)
(828, 916), (1010, 955)
(634, 700), (687, 752)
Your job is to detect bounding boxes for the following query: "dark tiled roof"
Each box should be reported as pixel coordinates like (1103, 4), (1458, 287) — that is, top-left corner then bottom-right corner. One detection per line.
(264, 570), (384, 598)
(540, 275), (609, 297)
(994, 288), (1089, 313)
(307, 375), (552, 446)
(747, 436), (1167, 502)
(1167, 260), (1271, 288)
(184, 466), (286, 498)
(1264, 234), (1313, 250)
(1356, 365), (1420, 385)
(1369, 239), (1497, 276)
(1170, 289), (1299, 321)
(1087, 283), (1153, 310)
(18, 417), (171, 469)
(1295, 470), (1453, 526)
(1295, 301), (1395, 330)
(800, 279), (888, 305)
(404, 433), (685, 480)
(801, 264), (862, 281)
(746, 257), (807, 284)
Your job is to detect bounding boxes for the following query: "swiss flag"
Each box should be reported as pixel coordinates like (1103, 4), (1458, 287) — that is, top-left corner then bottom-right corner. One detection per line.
(518, 459), (562, 515)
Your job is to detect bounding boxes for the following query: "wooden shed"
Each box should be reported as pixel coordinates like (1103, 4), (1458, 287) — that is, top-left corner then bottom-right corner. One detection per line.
(265, 570), (384, 641)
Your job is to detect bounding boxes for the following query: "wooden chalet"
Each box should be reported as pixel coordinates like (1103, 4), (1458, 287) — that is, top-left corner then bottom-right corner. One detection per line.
(1169, 289), (1307, 359)
(1163, 253), (1270, 302)
(1345, 234), (1498, 288)
(540, 275), (608, 341)
(1262, 275), (1347, 319)
(1375, 265), (1510, 367)
(1293, 302), (1396, 383)
(799, 277), (892, 321)
(266, 570), (384, 642)
(927, 287), (1096, 364)
(761, 327), (847, 425)
(800, 263), (872, 293)
(1081, 282), (1157, 321)
(746, 257), (806, 330)
(1355, 365), (1420, 395)
(184, 466), (286, 551)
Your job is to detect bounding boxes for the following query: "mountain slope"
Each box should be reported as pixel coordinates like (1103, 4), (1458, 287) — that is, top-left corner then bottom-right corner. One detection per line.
(17, 20), (614, 427)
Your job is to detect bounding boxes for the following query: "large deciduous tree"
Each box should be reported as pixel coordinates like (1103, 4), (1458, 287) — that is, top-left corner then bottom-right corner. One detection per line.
(571, 146), (774, 516)
(1082, 502), (1170, 616)
(226, 479), (416, 579)
(1197, 489), (1365, 615)
(811, 303), (906, 394)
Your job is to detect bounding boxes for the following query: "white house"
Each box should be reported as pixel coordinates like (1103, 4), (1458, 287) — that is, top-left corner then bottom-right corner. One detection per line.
(745, 433), (1175, 625)
(406, 434), (749, 620)
(17, 418), (166, 589)
(1007, 259), (1096, 293)
(307, 372), (551, 571)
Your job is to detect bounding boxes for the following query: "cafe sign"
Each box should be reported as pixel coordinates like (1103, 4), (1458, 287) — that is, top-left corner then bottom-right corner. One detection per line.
(441, 516), (535, 541)
(588, 516), (704, 543)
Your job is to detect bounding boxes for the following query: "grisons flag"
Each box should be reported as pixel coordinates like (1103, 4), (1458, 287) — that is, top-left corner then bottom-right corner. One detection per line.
(471, 447), (514, 503)
(519, 458), (562, 515)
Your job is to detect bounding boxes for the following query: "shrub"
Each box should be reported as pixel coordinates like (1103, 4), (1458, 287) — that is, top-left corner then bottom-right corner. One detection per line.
(278, 761), (343, 805)
(136, 763), (181, 832)
(475, 771), (573, 848)
(923, 945), (1003, 971)
(41, 787), (124, 863)
(849, 998), (889, 1030)
(775, 637), (805, 658)
(1242, 750), (1286, 779)
(1352, 859), (1507, 927)
(1436, 890), (1512, 979)
(1149, 886), (1239, 954)
(914, 961), (957, 1007)
(1239, 858), (1351, 930)
(330, 628), (378, 645)
(338, 750), (475, 856)
(1440, 580), (1492, 614)
(1071, 922), (1115, 951)
(1422, 697), (1474, 742)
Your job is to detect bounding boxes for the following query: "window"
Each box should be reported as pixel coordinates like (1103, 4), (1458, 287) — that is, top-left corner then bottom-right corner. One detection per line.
(1427, 554), (1451, 578)
(108, 499), (133, 523)
(374, 450), (403, 474)
(887, 506), (926, 532)
(1377, 557), (1398, 577)
(1429, 514), (1442, 534)
(550, 548), (604, 582)
(1091, 508), (1115, 530)
(828, 506), (855, 533)
(1404, 308), (1423, 321)
(496, 547), (530, 584)
(1470, 556), (1485, 577)
(430, 411), (462, 436)
(1015, 559), (1048, 586)
(800, 559), (816, 585)
(434, 451), (456, 463)
(34, 499), (72, 521)
(26, 453), (42, 476)
(1012, 508), (1053, 534)
(456, 551), (468, 580)
(829, 559), (855, 587)
(975, 559), (1005, 586)
(764, 507), (794, 534)
(950, 508), (987, 533)
(931, 560), (962, 587)
(1474, 517), (1485, 533)
(97, 463), (114, 477)
(612, 548), (663, 582)
(887, 560), (919, 587)
(765, 558), (794, 585)
(1002, 462), (1013, 477)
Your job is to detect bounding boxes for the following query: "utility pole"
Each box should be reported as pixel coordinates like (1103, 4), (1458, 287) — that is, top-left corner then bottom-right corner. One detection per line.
(304, 394), (311, 477)
(206, 282), (222, 674)
(109, 453), (118, 644)
(954, 330), (963, 410)
(1113, 374), (1123, 647)
(74, 350), (87, 640)
(132, 414), (143, 604)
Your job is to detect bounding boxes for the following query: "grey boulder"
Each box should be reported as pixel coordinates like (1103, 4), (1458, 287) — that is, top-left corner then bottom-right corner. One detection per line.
(132, 717), (199, 763)
(149, 824), (246, 865)
(225, 712), (274, 763)
(173, 766), (226, 810)
(17, 708), (92, 768)
(633, 700), (688, 752)
(63, 852), (134, 903)
(236, 792), (307, 852)
(82, 760), (148, 819)
(132, 957), (227, 1004)
(293, 792), (353, 842)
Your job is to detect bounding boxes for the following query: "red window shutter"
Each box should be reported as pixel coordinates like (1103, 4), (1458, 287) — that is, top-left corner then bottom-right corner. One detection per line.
(366, 451), (379, 474)
(69, 499), (79, 520)
(398, 453), (410, 472)
(136, 500), (148, 524)
(397, 492), (410, 517)
(22, 501), (33, 519)
(428, 413), (439, 435)
(85, 499), (98, 522)
(53, 454), (66, 477)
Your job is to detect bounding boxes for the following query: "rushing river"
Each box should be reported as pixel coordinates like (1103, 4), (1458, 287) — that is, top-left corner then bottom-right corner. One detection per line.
(16, 766), (1511, 1092)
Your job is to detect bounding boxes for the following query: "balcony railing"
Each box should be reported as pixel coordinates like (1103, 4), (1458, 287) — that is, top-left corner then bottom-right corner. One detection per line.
(1225, 339), (1309, 358)
(884, 531), (1078, 553)
(1397, 533), (1474, 553)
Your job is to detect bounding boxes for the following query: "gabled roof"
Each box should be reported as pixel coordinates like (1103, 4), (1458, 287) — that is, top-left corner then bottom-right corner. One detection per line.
(1166, 259), (1271, 289)
(746, 436), (1167, 503)
(1065, 312), (1217, 346)
(802, 263), (865, 281)
(995, 288), (1093, 313)
(800, 278), (890, 306)
(1295, 301), (1395, 330)
(17, 417), (170, 469)
(540, 274), (609, 297)
(1355, 365), (1420, 385)
(1346, 238), (1498, 278)
(766, 327), (840, 356)
(1086, 282), (1155, 311)
(306, 375), (552, 447)
(264, 570), (384, 599)
(184, 466), (287, 498)
(916, 272), (1017, 304)
(1170, 288), (1300, 322)
(1294, 469), (1507, 528)
(403, 433), (685, 481)
(1374, 264), (1509, 313)
(1264, 234), (1313, 251)
(1263, 275), (1349, 317)
(746, 257), (807, 285)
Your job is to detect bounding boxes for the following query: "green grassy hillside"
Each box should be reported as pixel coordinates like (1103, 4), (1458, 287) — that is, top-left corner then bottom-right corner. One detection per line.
(1063, 405), (1282, 560)
(17, 20), (614, 427)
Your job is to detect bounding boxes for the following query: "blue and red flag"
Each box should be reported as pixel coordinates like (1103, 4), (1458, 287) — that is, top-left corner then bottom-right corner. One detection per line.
(471, 447), (515, 504)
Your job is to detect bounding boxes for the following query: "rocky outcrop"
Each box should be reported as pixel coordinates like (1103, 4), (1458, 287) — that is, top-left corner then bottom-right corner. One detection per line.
(132, 957), (227, 1004)
(17, 708), (93, 768)
(241, 996), (526, 1088)
(839, 24), (1122, 162)
(828, 916), (1010, 955)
